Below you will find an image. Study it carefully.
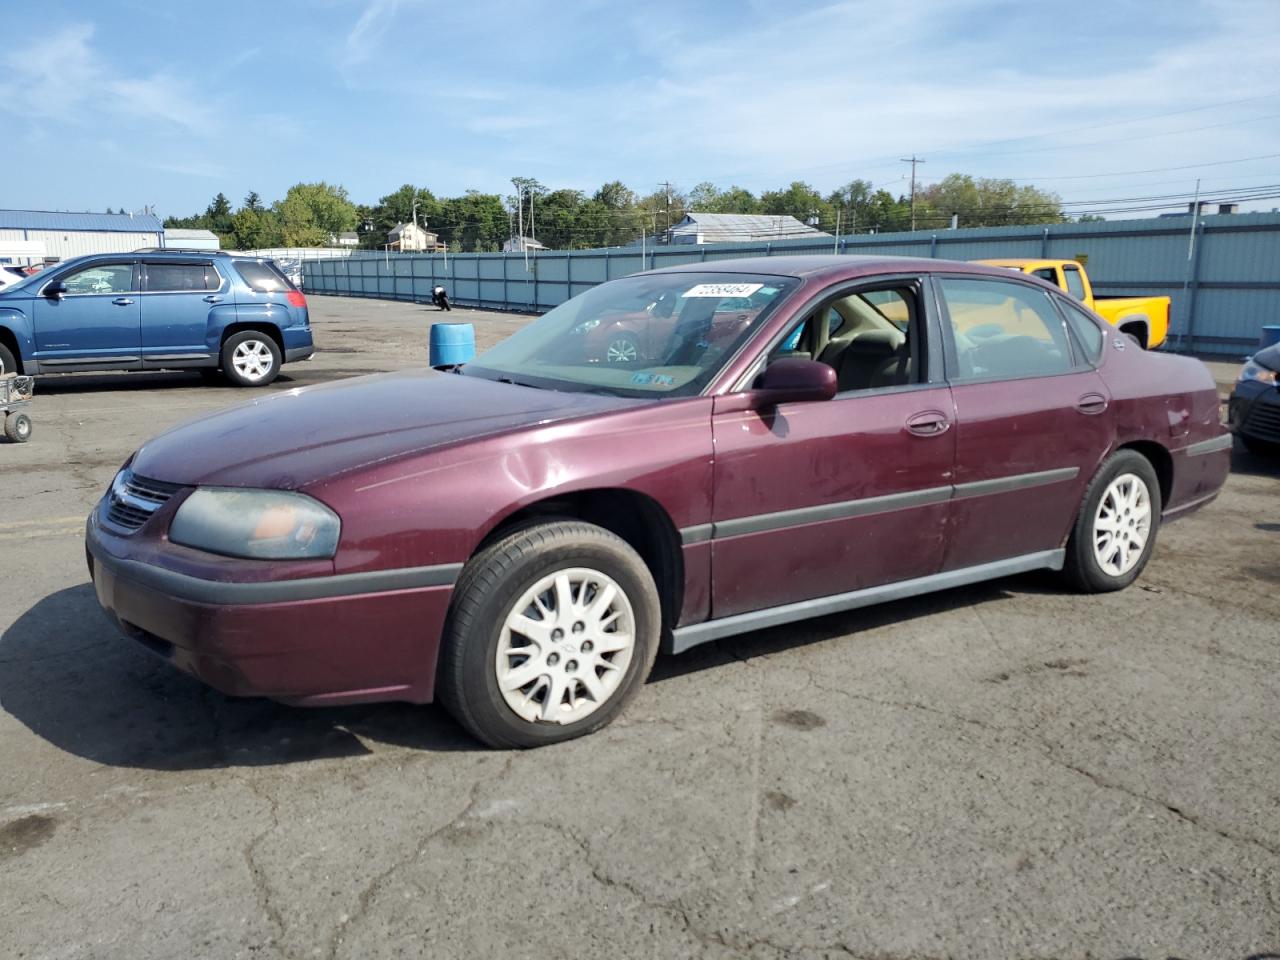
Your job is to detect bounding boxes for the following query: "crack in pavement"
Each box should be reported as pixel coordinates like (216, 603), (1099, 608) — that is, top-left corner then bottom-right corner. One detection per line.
(240, 777), (286, 958)
(792, 665), (1280, 872)
(323, 754), (516, 960)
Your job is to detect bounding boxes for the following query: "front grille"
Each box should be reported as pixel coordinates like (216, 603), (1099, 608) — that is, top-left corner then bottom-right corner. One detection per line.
(105, 469), (183, 531)
(1242, 394), (1280, 442)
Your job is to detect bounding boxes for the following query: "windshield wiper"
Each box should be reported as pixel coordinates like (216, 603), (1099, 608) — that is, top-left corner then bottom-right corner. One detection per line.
(496, 376), (542, 389)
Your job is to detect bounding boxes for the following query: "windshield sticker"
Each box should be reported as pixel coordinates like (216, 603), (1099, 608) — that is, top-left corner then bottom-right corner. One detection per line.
(631, 373), (655, 384)
(653, 375), (675, 386)
(683, 282), (763, 298)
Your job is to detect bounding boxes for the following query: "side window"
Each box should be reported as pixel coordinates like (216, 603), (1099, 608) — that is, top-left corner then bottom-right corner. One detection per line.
(235, 261), (295, 293)
(1031, 267), (1058, 286)
(146, 263), (212, 292)
(939, 277), (1075, 380)
(204, 265), (224, 291)
(1056, 295), (1105, 362)
(769, 285), (922, 393)
(1062, 265), (1086, 301)
(60, 263), (134, 295)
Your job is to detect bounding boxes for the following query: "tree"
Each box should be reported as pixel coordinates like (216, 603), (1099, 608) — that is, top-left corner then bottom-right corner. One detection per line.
(243, 191), (263, 212)
(916, 174), (1064, 228)
(204, 193), (234, 235)
(371, 184), (440, 245)
(688, 182), (760, 214)
(760, 181), (830, 230)
(228, 208), (280, 250)
(272, 182), (357, 246)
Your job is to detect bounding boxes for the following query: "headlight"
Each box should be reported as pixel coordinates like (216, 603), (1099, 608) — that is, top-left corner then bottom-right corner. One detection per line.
(1238, 360), (1278, 385)
(169, 488), (340, 560)
(571, 318), (601, 334)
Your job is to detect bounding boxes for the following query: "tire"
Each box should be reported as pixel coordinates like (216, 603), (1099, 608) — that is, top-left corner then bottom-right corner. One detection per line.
(4, 412), (32, 443)
(603, 333), (641, 366)
(1241, 434), (1280, 457)
(1064, 450), (1162, 593)
(437, 520), (661, 749)
(220, 331), (281, 387)
(0, 343), (16, 376)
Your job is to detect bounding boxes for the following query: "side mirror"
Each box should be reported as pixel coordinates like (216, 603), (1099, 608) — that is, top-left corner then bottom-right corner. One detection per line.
(44, 281), (68, 300)
(751, 358), (837, 408)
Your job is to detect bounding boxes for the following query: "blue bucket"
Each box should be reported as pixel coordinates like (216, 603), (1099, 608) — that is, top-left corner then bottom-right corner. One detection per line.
(429, 322), (476, 367)
(1260, 325), (1280, 350)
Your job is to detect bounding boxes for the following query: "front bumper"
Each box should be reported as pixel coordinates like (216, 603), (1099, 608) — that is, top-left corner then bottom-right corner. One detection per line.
(1229, 380), (1280, 443)
(86, 512), (459, 706)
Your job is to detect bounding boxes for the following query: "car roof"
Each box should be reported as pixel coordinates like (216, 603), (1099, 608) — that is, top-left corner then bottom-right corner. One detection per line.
(642, 254), (1031, 283)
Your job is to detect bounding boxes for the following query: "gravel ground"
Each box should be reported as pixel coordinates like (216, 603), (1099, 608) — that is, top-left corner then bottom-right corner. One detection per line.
(1, 295), (1277, 960)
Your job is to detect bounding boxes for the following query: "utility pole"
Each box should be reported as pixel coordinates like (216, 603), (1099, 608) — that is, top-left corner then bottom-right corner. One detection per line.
(900, 156), (925, 231)
(659, 181), (673, 241)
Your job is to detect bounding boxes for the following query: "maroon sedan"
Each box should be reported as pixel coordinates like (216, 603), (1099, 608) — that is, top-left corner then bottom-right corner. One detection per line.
(86, 257), (1231, 747)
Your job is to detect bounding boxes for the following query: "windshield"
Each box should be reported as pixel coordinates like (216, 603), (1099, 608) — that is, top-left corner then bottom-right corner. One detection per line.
(0, 265), (57, 294)
(464, 272), (798, 397)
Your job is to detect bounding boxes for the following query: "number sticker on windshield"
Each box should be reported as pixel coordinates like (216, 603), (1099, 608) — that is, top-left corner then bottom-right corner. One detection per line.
(683, 283), (763, 298)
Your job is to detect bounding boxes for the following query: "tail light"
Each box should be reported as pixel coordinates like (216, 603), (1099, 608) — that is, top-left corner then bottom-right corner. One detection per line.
(287, 291), (307, 308)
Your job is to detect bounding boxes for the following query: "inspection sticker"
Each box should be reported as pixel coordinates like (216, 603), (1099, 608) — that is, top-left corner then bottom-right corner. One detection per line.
(682, 282), (763, 298)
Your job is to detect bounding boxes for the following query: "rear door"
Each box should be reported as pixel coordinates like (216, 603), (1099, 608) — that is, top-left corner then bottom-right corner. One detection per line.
(31, 261), (141, 366)
(709, 276), (956, 618)
(140, 260), (224, 359)
(935, 274), (1113, 571)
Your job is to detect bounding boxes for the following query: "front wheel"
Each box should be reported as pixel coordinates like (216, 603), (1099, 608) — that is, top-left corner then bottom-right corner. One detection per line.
(1064, 450), (1161, 593)
(221, 332), (281, 387)
(0, 343), (16, 376)
(437, 520), (660, 748)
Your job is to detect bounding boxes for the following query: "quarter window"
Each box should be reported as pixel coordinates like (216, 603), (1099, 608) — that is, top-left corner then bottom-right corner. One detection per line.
(939, 277), (1075, 380)
(59, 263), (134, 295)
(236, 261), (295, 292)
(1056, 296), (1105, 362)
(146, 263), (217, 292)
(1062, 265), (1086, 300)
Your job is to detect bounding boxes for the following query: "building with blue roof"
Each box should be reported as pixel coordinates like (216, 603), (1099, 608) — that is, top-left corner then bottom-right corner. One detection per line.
(0, 209), (165, 264)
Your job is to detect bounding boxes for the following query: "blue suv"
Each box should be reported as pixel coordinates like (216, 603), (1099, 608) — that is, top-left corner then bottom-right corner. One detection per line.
(0, 251), (314, 387)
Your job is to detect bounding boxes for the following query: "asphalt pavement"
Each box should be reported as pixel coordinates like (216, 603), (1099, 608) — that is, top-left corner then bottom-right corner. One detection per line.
(2, 296), (1277, 959)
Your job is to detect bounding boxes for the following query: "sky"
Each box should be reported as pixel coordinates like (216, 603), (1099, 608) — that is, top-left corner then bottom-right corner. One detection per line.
(3, 0), (1279, 221)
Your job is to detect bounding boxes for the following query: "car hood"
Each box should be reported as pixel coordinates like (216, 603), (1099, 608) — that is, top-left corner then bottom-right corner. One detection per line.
(130, 369), (636, 489)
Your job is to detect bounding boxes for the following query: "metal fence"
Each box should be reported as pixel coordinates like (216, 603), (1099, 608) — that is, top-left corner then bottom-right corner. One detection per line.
(303, 211), (1280, 356)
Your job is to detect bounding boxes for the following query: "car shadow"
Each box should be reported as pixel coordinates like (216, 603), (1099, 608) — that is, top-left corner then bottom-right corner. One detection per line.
(0, 584), (475, 771)
(32, 371), (303, 395)
(1230, 440), (1280, 478)
(651, 575), (1034, 683)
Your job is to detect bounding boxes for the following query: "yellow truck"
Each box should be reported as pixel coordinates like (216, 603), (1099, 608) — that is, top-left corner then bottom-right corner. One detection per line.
(975, 259), (1170, 349)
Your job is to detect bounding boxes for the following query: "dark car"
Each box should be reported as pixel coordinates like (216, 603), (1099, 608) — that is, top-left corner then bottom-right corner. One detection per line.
(1228, 342), (1280, 455)
(84, 256), (1231, 747)
(0, 251), (313, 386)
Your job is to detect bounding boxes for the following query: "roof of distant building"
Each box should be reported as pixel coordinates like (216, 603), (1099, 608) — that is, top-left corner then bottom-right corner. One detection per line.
(672, 212), (827, 242)
(0, 209), (165, 233)
(164, 228), (219, 241)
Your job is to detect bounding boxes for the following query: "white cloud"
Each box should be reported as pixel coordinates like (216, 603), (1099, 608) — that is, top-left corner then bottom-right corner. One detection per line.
(345, 0), (403, 64)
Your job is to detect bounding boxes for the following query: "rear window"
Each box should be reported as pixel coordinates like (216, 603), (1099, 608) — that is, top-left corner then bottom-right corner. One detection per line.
(234, 260), (295, 292)
(1062, 265), (1087, 300)
(146, 263), (219, 292)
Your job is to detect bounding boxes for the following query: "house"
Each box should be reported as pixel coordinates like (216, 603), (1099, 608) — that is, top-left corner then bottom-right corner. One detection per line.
(333, 231), (360, 247)
(502, 236), (547, 253)
(668, 213), (829, 245)
(388, 222), (443, 252)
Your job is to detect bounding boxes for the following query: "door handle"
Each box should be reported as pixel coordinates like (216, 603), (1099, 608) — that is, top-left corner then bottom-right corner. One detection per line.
(112, 298), (134, 306)
(905, 410), (951, 437)
(1076, 392), (1108, 415)
(203, 295), (223, 303)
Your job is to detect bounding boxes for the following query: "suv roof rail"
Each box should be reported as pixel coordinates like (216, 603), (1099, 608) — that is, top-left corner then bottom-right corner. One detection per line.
(132, 247), (226, 254)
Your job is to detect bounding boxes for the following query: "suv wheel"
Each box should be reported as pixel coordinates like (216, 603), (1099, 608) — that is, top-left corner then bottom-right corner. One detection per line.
(221, 332), (281, 387)
(0, 343), (16, 376)
(437, 520), (660, 748)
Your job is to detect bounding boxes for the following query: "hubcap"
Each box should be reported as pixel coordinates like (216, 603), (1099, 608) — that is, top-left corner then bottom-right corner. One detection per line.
(1093, 472), (1152, 576)
(495, 567), (636, 725)
(232, 340), (274, 381)
(605, 338), (638, 364)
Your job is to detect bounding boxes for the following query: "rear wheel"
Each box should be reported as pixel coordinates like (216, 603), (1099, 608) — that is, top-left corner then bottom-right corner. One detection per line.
(1064, 450), (1161, 592)
(221, 332), (280, 387)
(437, 520), (660, 748)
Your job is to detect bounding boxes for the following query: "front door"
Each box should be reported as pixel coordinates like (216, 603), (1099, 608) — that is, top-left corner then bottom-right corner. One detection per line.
(934, 274), (1115, 570)
(32, 261), (141, 366)
(140, 260), (222, 358)
(709, 278), (956, 619)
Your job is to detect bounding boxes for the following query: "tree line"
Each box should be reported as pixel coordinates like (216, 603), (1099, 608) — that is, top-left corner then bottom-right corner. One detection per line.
(163, 174), (1076, 253)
